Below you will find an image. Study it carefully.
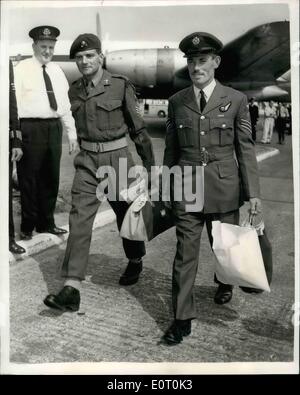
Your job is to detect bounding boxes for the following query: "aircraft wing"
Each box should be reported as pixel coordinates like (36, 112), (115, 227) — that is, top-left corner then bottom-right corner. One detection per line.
(217, 21), (290, 84)
(175, 21), (290, 86)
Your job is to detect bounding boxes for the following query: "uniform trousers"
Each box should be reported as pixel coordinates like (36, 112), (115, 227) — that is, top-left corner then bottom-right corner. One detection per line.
(61, 147), (146, 280)
(261, 117), (275, 143)
(250, 118), (257, 141)
(17, 118), (62, 232)
(172, 208), (239, 320)
(276, 118), (286, 143)
(9, 148), (15, 242)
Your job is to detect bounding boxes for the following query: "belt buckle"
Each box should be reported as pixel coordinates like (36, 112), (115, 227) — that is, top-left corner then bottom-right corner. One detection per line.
(200, 149), (209, 166)
(97, 142), (104, 152)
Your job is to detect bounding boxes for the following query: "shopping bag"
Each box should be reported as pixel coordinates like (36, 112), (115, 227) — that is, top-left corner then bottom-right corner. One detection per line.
(239, 217), (273, 293)
(120, 193), (174, 241)
(212, 221), (270, 292)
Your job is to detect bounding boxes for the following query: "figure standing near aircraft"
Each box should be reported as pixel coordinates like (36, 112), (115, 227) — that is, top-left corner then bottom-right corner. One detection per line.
(14, 26), (78, 240)
(276, 102), (289, 145)
(43, 34), (155, 312)
(9, 59), (25, 254)
(162, 32), (262, 345)
(248, 98), (259, 142)
(261, 101), (277, 144)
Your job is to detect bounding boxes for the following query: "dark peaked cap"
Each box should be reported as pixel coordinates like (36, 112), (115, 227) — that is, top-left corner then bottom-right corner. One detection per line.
(179, 32), (223, 57)
(69, 33), (101, 59)
(29, 26), (60, 41)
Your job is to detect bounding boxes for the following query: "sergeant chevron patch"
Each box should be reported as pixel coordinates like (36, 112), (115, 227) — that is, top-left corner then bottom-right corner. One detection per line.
(240, 119), (252, 135)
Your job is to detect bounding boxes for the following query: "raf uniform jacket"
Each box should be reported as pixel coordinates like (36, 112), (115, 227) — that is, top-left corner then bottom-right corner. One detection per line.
(69, 69), (154, 172)
(163, 80), (260, 214)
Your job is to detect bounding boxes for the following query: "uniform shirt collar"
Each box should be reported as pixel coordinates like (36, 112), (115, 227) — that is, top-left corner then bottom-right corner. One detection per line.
(32, 55), (51, 68)
(193, 78), (216, 102)
(84, 68), (104, 88)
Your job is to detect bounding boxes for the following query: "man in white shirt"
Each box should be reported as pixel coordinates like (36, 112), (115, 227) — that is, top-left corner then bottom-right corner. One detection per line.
(261, 101), (277, 144)
(14, 25), (78, 239)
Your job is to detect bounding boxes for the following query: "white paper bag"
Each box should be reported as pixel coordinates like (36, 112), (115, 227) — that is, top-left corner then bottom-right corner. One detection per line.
(212, 221), (270, 292)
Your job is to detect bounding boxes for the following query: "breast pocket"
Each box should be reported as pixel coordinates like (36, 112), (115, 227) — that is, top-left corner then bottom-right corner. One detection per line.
(210, 118), (234, 146)
(96, 99), (123, 129)
(176, 118), (194, 147)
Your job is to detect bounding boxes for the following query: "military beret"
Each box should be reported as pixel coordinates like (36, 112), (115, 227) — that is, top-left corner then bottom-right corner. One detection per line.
(29, 26), (60, 42)
(69, 33), (102, 59)
(179, 32), (223, 57)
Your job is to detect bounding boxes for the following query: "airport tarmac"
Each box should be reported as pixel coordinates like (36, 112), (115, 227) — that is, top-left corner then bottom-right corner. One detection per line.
(5, 118), (296, 370)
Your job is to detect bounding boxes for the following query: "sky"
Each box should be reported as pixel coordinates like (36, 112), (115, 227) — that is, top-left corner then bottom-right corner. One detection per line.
(3, 0), (290, 55)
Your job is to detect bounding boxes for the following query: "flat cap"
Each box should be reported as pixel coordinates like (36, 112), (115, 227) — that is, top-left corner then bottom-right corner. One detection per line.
(29, 25), (60, 41)
(179, 32), (223, 57)
(69, 33), (101, 59)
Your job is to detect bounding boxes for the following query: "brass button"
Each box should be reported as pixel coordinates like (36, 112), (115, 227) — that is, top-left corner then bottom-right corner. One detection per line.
(201, 147), (206, 151)
(179, 124), (183, 128)
(222, 123), (226, 128)
(200, 115), (205, 120)
(200, 131), (205, 136)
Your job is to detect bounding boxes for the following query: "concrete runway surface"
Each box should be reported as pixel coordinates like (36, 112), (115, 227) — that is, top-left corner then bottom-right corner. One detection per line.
(7, 118), (296, 369)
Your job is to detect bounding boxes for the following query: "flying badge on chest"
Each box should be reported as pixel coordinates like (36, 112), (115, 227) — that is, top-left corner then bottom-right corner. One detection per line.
(219, 102), (231, 112)
(103, 79), (110, 86)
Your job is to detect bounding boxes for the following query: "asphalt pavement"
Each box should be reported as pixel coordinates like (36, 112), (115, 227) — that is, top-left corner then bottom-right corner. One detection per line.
(6, 119), (296, 372)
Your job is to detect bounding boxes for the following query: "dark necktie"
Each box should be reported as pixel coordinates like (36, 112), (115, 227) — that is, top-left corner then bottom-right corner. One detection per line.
(199, 89), (206, 113)
(42, 65), (57, 111)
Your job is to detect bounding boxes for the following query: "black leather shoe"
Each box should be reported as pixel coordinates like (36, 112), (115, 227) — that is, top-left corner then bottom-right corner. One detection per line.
(37, 226), (68, 235)
(119, 259), (143, 286)
(9, 240), (26, 254)
(214, 284), (233, 305)
(43, 286), (80, 311)
(20, 231), (32, 240)
(162, 319), (192, 345)
(239, 286), (263, 294)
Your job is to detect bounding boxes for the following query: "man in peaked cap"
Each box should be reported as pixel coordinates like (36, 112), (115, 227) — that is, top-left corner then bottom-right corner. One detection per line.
(43, 33), (155, 312)
(162, 32), (262, 345)
(14, 26), (78, 241)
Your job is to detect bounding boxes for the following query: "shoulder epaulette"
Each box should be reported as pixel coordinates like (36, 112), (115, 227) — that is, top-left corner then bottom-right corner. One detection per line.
(111, 73), (129, 81)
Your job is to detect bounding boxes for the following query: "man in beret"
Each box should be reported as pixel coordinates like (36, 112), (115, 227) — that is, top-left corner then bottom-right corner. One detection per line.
(162, 32), (262, 345)
(43, 33), (155, 312)
(14, 26), (78, 240)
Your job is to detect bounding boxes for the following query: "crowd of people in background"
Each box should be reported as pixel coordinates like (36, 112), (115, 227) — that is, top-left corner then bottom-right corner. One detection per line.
(248, 98), (292, 145)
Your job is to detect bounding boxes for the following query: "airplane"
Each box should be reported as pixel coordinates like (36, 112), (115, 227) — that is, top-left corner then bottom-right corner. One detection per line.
(10, 19), (291, 102)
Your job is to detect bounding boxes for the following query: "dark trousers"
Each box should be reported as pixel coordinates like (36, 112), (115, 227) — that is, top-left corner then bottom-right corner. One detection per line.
(276, 118), (286, 143)
(17, 118), (62, 232)
(250, 120), (257, 141)
(9, 152), (15, 243)
(172, 208), (239, 320)
(61, 148), (145, 280)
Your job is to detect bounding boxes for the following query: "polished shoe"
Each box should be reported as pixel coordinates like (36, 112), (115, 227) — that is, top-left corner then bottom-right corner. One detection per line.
(9, 240), (26, 254)
(214, 284), (233, 305)
(119, 259), (143, 285)
(43, 285), (80, 311)
(20, 231), (33, 240)
(240, 286), (263, 294)
(162, 319), (192, 345)
(36, 226), (68, 235)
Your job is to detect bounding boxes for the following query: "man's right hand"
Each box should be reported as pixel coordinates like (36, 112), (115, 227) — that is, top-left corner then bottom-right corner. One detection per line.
(69, 139), (79, 154)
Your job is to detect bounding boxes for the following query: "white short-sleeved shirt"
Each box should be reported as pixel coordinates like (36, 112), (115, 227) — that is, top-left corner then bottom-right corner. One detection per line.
(14, 56), (77, 140)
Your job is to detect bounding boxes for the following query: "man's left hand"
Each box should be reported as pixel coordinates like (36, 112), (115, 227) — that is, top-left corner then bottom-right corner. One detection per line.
(11, 148), (23, 162)
(249, 197), (262, 216)
(69, 139), (80, 154)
